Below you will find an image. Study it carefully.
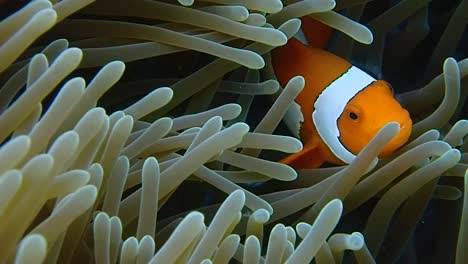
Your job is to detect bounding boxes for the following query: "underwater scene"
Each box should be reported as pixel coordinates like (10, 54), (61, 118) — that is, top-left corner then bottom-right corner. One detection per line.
(0, 0), (466, 263)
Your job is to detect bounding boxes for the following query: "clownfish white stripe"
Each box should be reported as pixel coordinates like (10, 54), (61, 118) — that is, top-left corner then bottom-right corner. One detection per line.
(312, 65), (375, 164)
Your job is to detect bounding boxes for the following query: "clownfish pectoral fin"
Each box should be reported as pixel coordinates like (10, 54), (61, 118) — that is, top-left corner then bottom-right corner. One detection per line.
(279, 139), (325, 169)
(283, 101), (304, 139)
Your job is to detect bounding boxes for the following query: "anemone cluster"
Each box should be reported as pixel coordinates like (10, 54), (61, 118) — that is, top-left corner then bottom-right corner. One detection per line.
(0, 0), (466, 263)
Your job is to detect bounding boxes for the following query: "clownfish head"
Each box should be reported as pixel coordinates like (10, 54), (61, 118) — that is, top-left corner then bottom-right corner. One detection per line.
(337, 80), (412, 158)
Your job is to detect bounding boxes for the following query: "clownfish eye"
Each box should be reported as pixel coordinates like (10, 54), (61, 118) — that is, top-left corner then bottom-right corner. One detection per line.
(349, 112), (358, 120)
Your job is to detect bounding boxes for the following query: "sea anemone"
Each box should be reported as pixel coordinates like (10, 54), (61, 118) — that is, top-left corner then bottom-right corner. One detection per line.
(0, 0), (466, 263)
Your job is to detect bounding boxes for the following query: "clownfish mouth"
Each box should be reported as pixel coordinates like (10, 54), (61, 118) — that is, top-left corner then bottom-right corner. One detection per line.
(378, 118), (412, 158)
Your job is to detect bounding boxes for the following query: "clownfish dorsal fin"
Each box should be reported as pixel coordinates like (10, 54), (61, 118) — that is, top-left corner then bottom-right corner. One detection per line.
(296, 16), (334, 49)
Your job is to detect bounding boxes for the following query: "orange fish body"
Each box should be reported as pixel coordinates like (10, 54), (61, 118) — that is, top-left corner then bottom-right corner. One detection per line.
(272, 18), (412, 169)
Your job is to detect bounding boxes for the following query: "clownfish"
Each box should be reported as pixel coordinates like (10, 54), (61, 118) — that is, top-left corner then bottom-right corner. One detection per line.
(272, 17), (412, 169)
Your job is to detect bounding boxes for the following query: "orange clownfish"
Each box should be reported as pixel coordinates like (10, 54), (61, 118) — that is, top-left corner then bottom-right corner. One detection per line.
(272, 17), (412, 169)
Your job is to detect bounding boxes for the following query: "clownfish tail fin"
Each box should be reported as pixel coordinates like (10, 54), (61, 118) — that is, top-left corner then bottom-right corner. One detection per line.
(300, 16), (333, 49)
